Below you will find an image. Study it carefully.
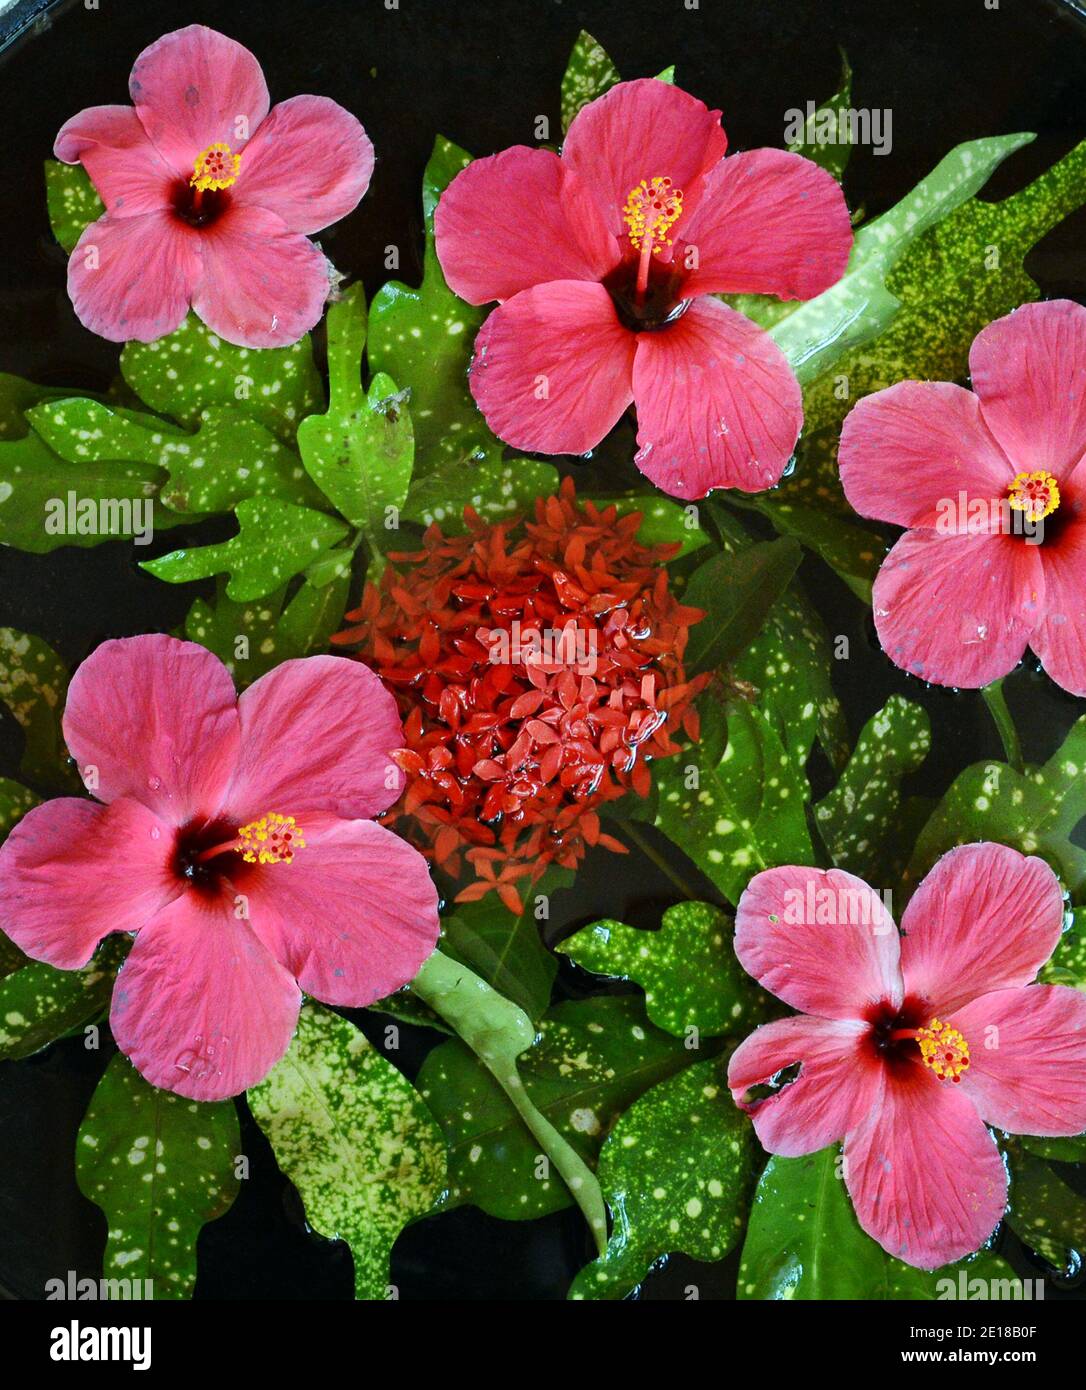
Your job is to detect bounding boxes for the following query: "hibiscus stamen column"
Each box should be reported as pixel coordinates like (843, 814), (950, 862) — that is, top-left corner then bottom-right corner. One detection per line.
(193, 812), (306, 865)
(622, 176), (683, 302)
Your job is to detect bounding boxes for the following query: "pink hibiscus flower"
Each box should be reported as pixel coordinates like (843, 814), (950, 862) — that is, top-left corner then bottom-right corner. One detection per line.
(55, 25), (374, 347)
(839, 299), (1086, 694)
(0, 636), (439, 1101)
(728, 843), (1086, 1268)
(434, 79), (852, 500)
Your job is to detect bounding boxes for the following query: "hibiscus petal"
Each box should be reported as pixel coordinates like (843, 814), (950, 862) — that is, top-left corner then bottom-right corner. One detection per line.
(728, 1014), (878, 1156)
(63, 635), (240, 826)
(734, 865), (902, 1020)
(844, 1066), (1007, 1269)
(900, 843), (1065, 1016)
(66, 211), (200, 343)
(679, 148), (852, 300)
(467, 281), (636, 454)
(872, 528), (1044, 689)
(225, 655), (406, 822)
(54, 105), (175, 217)
(234, 95), (374, 235)
(244, 814), (438, 1006)
(839, 381), (1016, 528)
(970, 300), (1086, 478)
(631, 296), (802, 498)
(0, 797), (180, 969)
(562, 78), (728, 239)
(1030, 482), (1086, 697)
(950, 985), (1086, 1137)
(434, 146), (620, 306)
(110, 891), (300, 1102)
(189, 203), (330, 348)
(129, 24), (269, 175)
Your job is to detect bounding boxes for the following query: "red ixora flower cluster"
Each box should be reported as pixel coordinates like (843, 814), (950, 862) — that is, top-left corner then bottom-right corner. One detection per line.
(332, 479), (707, 913)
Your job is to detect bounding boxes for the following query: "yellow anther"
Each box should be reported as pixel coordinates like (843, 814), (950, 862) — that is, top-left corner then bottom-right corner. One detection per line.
(237, 813), (305, 865)
(917, 1017), (971, 1083)
(191, 142), (241, 192)
(623, 176), (684, 255)
(1008, 470), (1060, 522)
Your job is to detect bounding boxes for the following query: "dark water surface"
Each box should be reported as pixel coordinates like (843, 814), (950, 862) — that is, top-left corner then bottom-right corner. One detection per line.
(1, 0), (1085, 1299)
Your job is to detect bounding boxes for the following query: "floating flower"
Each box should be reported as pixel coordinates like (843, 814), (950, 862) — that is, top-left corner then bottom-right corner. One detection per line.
(332, 480), (706, 912)
(839, 300), (1086, 693)
(728, 843), (1086, 1268)
(55, 24), (374, 347)
(434, 78), (852, 500)
(0, 636), (438, 1101)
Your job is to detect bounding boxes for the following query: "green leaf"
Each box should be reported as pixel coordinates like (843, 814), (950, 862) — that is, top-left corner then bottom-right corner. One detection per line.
(121, 314), (324, 443)
(44, 158), (103, 254)
(740, 1146), (1023, 1298)
(769, 132), (1034, 388)
(683, 538), (803, 676)
(1006, 1147), (1086, 1273)
(0, 372), (73, 440)
(76, 1055), (240, 1299)
(416, 994), (692, 1222)
(403, 455), (558, 530)
(596, 493), (710, 558)
(143, 497), (349, 602)
(0, 938), (127, 1060)
(296, 286), (414, 543)
(368, 138), (502, 474)
(786, 52), (854, 181)
(1040, 908), (1086, 990)
(560, 31), (621, 132)
(815, 696), (931, 882)
(248, 1001), (446, 1300)
(29, 397), (324, 515)
(0, 428), (169, 554)
(743, 482), (882, 604)
(906, 715), (1086, 899)
(0, 628), (80, 788)
(439, 902), (556, 1024)
(562, 900), (772, 1038)
(1020, 1132), (1086, 1163)
(184, 570), (350, 686)
(570, 1057), (754, 1299)
(654, 699), (814, 905)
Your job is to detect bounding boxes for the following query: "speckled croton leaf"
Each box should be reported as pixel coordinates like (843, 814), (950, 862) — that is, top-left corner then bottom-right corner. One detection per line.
(0, 937), (127, 1060)
(740, 1146), (1023, 1299)
(183, 571), (350, 688)
(905, 714), (1086, 901)
(403, 455), (559, 531)
(28, 397), (325, 516)
(369, 137), (502, 476)
(683, 538), (802, 678)
(0, 372), (71, 439)
(559, 31), (622, 131)
(570, 1056), (754, 1300)
(142, 496), (349, 602)
(596, 494), (710, 558)
(76, 1054), (240, 1300)
(1005, 1145), (1086, 1274)
(248, 1000), (446, 1301)
(0, 628), (80, 790)
(814, 696), (931, 884)
(121, 314), (324, 444)
(416, 994), (695, 1222)
(653, 697), (814, 907)
(710, 505), (848, 774)
(562, 901), (773, 1039)
(44, 158), (103, 254)
(296, 285), (414, 555)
